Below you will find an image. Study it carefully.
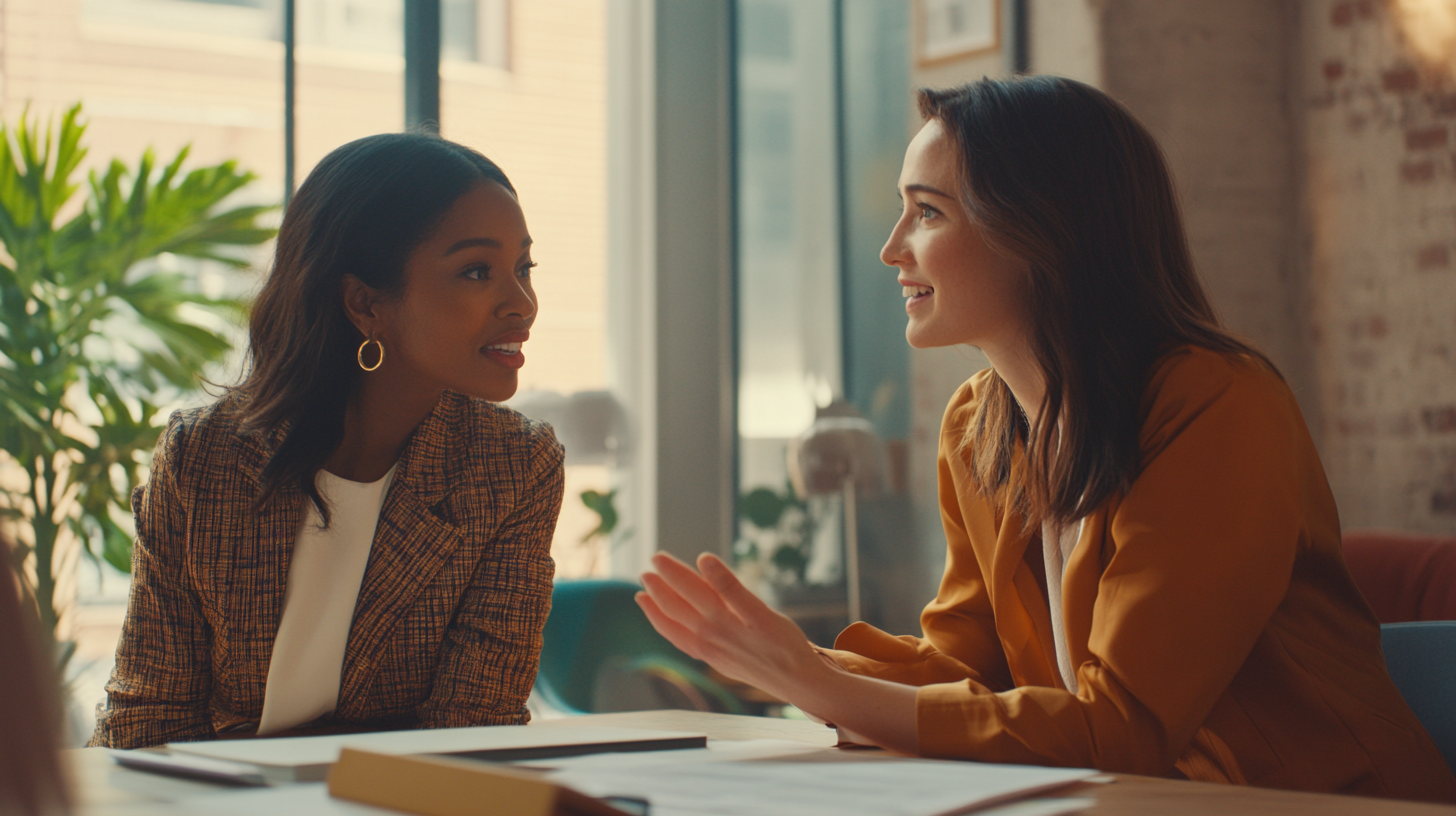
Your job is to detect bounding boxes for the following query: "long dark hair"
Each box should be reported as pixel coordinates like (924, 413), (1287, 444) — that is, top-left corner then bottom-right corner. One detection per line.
(232, 133), (515, 517)
(921, 77), (1272, 525)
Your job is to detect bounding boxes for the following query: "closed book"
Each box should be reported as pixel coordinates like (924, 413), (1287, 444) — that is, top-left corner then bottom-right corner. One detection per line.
(328, 748), (634, 816)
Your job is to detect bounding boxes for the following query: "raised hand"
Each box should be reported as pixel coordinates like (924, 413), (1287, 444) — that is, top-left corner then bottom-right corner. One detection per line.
(635, 551), (827, 705)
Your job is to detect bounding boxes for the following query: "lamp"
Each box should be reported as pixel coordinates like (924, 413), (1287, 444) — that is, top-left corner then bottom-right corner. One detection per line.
(787, 400), (886, 623)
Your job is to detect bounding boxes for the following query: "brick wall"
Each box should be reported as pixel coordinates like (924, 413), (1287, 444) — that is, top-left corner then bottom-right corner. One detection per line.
(1302, 0), (1456, 533)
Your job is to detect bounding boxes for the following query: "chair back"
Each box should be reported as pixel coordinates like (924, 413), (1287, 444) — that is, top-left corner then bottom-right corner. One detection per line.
(1344, 531), (1456, 622)
(1382, 621), (1456, 773)
(536, 579), (741, 715)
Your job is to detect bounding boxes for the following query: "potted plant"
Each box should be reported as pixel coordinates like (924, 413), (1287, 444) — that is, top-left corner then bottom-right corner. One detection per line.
(0, 104), (275, 672)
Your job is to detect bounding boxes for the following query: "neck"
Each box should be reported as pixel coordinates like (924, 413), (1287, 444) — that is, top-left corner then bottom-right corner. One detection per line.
(982, 337), (1046, 427)
(325, 369), (443, 482)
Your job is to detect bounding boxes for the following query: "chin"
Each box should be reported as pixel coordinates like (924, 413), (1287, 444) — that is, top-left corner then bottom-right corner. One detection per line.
(462, 379), (519, 404)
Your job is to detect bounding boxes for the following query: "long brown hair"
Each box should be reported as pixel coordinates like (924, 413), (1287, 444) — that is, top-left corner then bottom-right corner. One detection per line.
(921, 77), (1271, 525)
(0, 539), (69, 815)
(232, 133), (514, 519)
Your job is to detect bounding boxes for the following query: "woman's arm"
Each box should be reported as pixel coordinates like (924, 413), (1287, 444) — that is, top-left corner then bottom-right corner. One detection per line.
(91, 413), (216, 749)
(642, 362), (1310, 774)
(414, 426), (564, 727)
(638, 551), (919, 753)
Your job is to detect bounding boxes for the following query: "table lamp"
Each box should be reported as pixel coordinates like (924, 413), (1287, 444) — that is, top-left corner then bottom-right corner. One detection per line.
(787, 400), (886, 623)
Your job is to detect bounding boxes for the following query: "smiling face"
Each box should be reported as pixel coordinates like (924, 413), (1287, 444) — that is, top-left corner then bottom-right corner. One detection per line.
(360, 179), (537, 403)
(881, 119), (1031, 352)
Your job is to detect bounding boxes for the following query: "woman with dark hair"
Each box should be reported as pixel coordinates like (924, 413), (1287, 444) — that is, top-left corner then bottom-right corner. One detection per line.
(91, 133), (563, 749)
(636, 77), (1456, 801)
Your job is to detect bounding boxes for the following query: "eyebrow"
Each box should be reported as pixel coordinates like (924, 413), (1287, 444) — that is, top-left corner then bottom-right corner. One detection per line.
(902, 183), (955, 199)
(443, 236), (533, 256)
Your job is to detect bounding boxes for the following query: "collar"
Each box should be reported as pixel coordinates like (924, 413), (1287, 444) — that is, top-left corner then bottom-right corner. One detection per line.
(234, 391), (469, 510)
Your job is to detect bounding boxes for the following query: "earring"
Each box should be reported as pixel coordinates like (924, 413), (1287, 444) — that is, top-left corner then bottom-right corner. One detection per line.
(357, 335), (384, 371)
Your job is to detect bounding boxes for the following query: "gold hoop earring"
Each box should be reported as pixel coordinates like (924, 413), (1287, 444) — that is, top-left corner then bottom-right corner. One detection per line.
(357, 336), (384, 371)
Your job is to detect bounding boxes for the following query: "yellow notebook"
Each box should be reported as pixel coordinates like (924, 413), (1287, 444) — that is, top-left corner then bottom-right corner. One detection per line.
(327, 748), (636, 816)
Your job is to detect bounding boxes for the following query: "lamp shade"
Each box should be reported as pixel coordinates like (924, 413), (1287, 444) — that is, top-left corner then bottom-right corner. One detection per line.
(787, 401), (886, 499)
(507, 389), (631, 467)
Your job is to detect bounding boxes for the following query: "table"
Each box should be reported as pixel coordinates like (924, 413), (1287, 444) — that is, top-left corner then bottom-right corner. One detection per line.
(68, 710), (1456, 815)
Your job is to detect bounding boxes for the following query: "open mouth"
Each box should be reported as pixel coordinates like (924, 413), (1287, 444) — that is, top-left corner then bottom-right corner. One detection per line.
(483, 340), (526, 369)
(902, 284), (934, 307)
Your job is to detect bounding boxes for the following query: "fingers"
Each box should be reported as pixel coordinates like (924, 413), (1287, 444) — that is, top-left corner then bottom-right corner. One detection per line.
(639, 570), (706, 630)
(696, 553), (777, 629)
(635, 591), (708, 661)
(648, 551), (737, 623)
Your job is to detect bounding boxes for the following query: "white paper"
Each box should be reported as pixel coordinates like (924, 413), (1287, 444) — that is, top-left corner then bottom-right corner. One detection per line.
(549, 757), (1095, 816)
(527, 739), (829, 772)
(181, 783), (395, 816)
(166, 725), (703, 770)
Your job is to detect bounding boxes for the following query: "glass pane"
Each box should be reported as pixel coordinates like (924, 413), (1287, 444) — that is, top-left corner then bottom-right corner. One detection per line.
(734, 0), (847, 636)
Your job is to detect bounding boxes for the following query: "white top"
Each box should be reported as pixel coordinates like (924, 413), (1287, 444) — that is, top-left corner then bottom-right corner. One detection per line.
(258, 465), (396, 735)
(1041, 516), (1085, 694)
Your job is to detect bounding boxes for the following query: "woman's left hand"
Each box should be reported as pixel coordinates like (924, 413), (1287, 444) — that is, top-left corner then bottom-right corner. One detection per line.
(635, 552), (831, 706)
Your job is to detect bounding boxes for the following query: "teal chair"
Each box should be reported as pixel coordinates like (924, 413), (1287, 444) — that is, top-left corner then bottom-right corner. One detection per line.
(1382, 622), (1456, 773)
(535, 579), (744, 715)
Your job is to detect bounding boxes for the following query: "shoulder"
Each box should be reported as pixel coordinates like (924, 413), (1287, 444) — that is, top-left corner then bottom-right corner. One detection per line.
(448, 393), (564, 472)
(940, 367), (998, 444)
(153, 394), (248, 470)
(1139, 345), (1303, 461)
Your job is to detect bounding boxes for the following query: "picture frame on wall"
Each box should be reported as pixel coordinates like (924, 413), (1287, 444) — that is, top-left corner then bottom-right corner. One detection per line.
(915, 0), (1000, 67)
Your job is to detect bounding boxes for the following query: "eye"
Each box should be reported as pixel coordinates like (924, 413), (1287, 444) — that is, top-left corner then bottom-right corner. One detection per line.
(517, 262), (538, 278)
(462, 263), (491, 281)
(918, 203), (940, 221)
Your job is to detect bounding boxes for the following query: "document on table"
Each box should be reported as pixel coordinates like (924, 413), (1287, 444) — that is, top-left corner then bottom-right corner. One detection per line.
(548, 755), (1096, 816)
(163, 725), (706, 783)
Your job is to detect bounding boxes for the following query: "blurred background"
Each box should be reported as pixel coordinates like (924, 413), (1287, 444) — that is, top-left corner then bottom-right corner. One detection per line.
(1, 0), (1453, 736)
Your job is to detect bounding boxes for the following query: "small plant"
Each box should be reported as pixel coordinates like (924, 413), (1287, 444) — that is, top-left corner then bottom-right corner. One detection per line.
(736, 482), (814, 585)
(0, 104), (276, 665)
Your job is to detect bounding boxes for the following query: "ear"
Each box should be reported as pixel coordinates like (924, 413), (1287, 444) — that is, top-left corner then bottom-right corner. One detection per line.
(340, 274), (388, 339)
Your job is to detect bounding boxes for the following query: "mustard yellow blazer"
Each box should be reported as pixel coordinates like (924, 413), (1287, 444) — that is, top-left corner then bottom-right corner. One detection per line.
(91, 391), (564, 749)
(827, 347), (1456, 802)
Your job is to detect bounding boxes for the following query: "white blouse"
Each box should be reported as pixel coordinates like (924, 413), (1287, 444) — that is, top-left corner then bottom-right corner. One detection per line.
(258, 465), (396, 735)
(1041, 516), (1086, 695)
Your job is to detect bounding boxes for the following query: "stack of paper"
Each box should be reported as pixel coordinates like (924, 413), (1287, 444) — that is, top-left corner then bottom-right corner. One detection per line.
(162, 725), (707, 783)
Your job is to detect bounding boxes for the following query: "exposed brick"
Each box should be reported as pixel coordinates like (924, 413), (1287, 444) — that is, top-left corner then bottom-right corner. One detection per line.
(1433, 490), (1456, 515)
(1337, 417), (1377, 436)
(1355, 0), (1376, 20)
(1369, 316), (1389, 338)
(1407, 126), (1449, 150)
(1383, 67), (1421, 93)
(1332, 2), (1354, 26)
(1323, 60), (1345, 81)
(1423, 406), (1456, 433)
(1418, 244), (1451, 269)
(1401, 159), (1436, 183)
(1439, 94), (1456, 116)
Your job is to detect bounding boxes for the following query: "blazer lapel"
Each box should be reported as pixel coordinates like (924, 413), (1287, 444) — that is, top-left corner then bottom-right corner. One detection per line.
(990, 506), (1061, 689)
(336, 393), (471, 713)
(229, 423), (303, 716)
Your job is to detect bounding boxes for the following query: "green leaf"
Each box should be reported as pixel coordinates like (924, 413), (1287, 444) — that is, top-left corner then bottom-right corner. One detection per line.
(0, 103), (275, 646)
(739, 487), (787, 530)
(580, 489), (619, 542)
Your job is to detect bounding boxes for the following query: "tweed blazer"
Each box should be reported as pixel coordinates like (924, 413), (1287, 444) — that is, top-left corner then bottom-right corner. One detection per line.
(91, 391), (564, 750)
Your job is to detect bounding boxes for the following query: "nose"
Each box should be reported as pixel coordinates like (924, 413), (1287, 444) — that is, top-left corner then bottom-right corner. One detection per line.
(498, 275), (537, 322)
(880, 211), (910, 269)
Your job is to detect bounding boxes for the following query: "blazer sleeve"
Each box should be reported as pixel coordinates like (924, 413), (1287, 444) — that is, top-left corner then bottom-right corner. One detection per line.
(414, 423), (564, 727)
(90, 412), (216, 748)
(821, 376), (1013, 692)
(914, 359), (1306, 776)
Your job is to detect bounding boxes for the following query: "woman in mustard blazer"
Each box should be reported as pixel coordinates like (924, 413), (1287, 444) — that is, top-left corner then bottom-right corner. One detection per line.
(634, 77), (1456, 802)
(92, 134), (563, 749)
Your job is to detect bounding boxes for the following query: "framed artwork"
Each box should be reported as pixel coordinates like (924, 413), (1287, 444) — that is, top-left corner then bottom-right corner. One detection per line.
(915, 0), (1001, 67)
